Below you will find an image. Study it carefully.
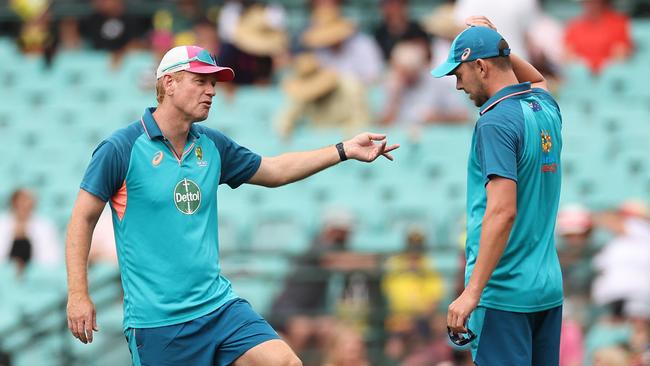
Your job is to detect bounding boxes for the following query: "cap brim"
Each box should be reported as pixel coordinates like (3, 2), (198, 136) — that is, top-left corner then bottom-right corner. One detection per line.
(430, 61), (460, 78)
(187, 65), (235, 82)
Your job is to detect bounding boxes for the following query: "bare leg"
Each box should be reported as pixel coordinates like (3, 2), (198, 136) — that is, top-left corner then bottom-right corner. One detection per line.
(232, 339), (302, 366)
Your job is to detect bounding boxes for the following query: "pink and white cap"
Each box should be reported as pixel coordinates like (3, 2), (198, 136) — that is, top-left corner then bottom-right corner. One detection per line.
(156, 45), (234, 81)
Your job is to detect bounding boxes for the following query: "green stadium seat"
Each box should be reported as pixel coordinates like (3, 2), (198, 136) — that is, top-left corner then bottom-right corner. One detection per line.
(558, 63), (598, 102)
(632, 20), (650, 53)
(228, 276), (282, 316)
(428, 249), (461, 279)
(248, 207), (312, 255)
(221, 255), (291, 279)
(0, 37), (17, 58)
(349, 226), (404, 254)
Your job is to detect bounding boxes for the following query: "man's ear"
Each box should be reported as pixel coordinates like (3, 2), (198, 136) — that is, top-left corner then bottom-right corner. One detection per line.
(163, 74), (176, 97)
(475, 59), (489, 79)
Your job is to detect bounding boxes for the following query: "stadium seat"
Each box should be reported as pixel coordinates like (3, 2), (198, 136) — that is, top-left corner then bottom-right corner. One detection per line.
(349, 225), (404, 254)
(228, 276), (282, 316)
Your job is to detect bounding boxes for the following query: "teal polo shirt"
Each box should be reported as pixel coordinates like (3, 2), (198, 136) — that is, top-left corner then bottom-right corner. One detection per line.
(465, 82), (564, 312)
(80, 108), (261, 330)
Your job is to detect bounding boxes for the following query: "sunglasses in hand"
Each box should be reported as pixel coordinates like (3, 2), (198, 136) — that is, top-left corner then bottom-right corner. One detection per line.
(447, 326), (477, 346)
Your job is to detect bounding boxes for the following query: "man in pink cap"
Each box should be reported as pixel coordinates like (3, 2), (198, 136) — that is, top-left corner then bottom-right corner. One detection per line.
(65, 45), (399, 366)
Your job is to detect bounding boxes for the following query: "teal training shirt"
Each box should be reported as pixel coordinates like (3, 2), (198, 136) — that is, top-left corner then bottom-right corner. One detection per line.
(80, 108), (261, 330)
(465, 82), (563, 312)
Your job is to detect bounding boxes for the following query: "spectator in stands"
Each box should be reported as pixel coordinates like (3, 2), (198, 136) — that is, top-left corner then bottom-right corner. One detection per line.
(379, 39), (468, 127)
(151, 0), (205, 47)
(559, 306), (585, 366)
(55, 17), (83, 52)
(454, 0), (537, 59)
(382, 229), (444, 330)
(381, 230), (452, 366)
(555, 205), (593, 366)
(373, 0), (429, 61)
(271, 208), (377, 360)
(556, 204), (596, 303)
(526, 8), (564, 91)
(81, 0), (149, 65)
(193, 19), (219, 55)
(628, 314), (650, 366)
(219, 4), (288, 86)
(220, 0), (280, 43)
(633, 2), (650, 17)
(421, 0), (464, 67)
(593, 346), (631, 366)
(218, 0), (244, 44)
(322, 324), (370, 366)
(0, 189), (61, 272)
(584, 300), (634, 365)
(591, 200), (650, 309)
(11, 0), (54, 56)
(276, 53), (368, 139)
(0, 351), (8, 366)
(301, 5), (383, 85)
(565, 0), (633, 74)
(397, 311), (456, 366)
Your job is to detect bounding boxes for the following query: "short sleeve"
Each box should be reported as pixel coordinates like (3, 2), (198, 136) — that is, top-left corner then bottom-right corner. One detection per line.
(199, 127), (261, 188)
(80, 141), (128, 201)
(475, 123), (519, 185)
(219, 138), (261, 188)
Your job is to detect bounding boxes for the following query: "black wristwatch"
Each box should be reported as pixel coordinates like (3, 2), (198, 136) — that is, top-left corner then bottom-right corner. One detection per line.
(335, 142), (348, 161)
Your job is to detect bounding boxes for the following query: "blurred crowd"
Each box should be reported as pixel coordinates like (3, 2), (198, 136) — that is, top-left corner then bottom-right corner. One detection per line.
(1, 0), (650, 365)
(0, 0), (641, 138)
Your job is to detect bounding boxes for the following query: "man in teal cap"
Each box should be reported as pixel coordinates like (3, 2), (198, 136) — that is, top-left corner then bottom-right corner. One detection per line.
(434, 16), (563, 365)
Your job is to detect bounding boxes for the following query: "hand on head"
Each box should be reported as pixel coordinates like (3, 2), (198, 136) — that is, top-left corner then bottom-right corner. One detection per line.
(464, 16), (497, 31)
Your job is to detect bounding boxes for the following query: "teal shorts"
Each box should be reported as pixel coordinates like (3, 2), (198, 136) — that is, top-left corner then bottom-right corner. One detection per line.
(125, 298), (280, 366)
(468, 305), (562, 366)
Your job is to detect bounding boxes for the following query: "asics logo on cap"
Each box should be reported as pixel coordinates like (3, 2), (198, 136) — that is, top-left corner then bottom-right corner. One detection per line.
(461, 48), (472, 61)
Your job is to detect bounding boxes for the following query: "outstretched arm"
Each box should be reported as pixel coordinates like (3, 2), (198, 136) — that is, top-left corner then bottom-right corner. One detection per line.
(66, 189), (105, 344)
(247, 132), (400, 187)
(465, 16), (548, 91)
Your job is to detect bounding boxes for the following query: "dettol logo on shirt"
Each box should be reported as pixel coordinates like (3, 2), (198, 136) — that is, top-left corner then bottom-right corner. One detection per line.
(174, 178), (201, 215)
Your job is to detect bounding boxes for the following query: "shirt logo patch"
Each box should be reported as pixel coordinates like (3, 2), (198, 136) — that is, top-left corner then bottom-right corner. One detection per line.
(541, 131), (552, 153)
(174, 178), (201, 215)
(152, 151), (163, 167)
(195, 146), (208, 167)
(528, 101), (542, 112)
(540, 130), (557, 173)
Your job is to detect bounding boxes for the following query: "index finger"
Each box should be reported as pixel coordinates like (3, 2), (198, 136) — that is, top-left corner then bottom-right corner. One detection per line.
(367, 133), (387, 141)
(76, 319), (88, 343)
(454, 314), (468, 334)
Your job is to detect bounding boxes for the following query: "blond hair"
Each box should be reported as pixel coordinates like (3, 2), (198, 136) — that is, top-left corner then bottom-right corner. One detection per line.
(155, 72), (184, 104)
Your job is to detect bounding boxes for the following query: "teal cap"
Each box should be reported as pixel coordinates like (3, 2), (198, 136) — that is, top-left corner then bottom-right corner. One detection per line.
(431, 26), (510, 78)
